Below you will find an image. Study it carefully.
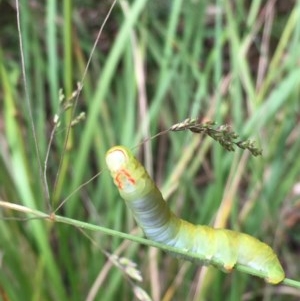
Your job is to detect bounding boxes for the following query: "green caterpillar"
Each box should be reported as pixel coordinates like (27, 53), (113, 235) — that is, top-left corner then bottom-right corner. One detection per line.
(105, 145), (285, 284)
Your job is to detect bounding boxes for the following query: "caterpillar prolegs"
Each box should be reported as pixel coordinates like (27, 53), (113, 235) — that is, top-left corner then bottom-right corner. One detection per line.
(105, 145), (285, 284)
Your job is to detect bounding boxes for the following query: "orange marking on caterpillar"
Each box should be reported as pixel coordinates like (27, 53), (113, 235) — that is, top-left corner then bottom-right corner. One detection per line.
(115, 169), (136, 189)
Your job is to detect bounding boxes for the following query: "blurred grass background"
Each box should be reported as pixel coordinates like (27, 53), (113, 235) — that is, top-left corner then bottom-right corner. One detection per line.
(1, 0), (300, 300)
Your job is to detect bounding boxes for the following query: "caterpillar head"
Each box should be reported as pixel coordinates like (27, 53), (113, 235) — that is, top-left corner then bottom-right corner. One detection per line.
(106, 146), (154, 199)
(105, 146), (130, 172)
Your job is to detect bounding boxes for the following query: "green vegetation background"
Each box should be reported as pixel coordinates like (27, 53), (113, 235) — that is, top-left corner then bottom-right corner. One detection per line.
(0, 0), (300, 300)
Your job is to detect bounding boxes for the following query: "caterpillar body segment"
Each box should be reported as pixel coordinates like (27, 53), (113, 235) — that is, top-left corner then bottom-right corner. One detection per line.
(105, 145), (285, 284)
